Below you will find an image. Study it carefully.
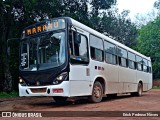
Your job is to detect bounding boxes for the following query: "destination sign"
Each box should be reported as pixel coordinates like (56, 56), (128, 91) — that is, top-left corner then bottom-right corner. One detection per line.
(22, 19), (65, 38)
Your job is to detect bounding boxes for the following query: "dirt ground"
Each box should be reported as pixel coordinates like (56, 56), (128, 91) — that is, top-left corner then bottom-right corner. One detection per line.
(0, 89), (160, 120)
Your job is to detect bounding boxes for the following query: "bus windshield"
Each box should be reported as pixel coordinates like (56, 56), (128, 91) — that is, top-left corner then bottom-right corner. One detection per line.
(20, 31), (66, 71)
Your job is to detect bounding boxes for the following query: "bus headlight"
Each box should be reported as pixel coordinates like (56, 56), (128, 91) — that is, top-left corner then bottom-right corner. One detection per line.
(19, 78), (23, 83)
(53, 72), (68, 85)
(19, 77), (27, 86)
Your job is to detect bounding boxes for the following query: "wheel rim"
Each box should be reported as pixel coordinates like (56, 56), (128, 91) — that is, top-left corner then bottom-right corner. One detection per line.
(139, 86), (142, 96)
(93, 85), (102, 98)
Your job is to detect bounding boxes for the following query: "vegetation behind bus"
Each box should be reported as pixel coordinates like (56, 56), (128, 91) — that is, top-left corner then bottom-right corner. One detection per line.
(0, 0), (160, 93)
(0, 91), (18, 98)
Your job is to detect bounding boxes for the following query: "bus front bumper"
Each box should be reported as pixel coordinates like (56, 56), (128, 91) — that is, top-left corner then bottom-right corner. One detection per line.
(19, 81), (70, 97)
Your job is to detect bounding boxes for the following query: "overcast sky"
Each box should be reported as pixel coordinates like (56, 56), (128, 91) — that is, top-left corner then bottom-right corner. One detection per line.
(117, 0), (157, 19)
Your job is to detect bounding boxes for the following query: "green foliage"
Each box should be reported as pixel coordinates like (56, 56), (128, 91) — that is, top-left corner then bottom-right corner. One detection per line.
(154, 0), (160, 10)
(8, 39), (20, 91)
(152, 86), (160, 89)
(0, 91), (18, 98)
(90, 0), (116, 16)
(89, 9), (137, 47)
(136, 17), (160, 79)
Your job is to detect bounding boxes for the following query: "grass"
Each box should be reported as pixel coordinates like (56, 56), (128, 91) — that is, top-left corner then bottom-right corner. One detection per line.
(152, 86), (160, 89)
(0, 91), (18, 98)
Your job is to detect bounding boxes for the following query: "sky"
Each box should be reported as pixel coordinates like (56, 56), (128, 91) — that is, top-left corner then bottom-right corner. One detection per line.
(117, 0), (157, 20)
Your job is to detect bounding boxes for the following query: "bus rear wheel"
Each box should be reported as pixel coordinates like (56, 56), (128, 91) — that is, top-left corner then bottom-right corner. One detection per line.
(53, 97), (67, 103)
(131, 83), (143, 96)
(89, 81), (103, 103)
(137, 83), (143, 96)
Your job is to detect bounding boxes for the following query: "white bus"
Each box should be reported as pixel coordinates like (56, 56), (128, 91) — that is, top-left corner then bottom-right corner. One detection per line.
(19, 17), (152, 103)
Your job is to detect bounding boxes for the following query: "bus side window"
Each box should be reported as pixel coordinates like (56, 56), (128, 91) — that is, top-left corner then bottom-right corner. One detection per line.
(90, 34), (104, 62)
(128, 52), (136, 69)
(104, 41), (117, 65)
(136, 55), (143, 71)
(91, 47), (103, 61)
(148, 60), (152, 73)
(69, 30), (74, 55)
(69, 30), (89, 64)
(143, 59), (148, 72)
(117, 47), (128, 67)
(73, 32), (80, 56)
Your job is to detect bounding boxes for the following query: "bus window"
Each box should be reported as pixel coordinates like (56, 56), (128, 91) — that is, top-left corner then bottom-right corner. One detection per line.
(69, 30), (89, 64)
(117, 47), (128, 67)
(29, 38), (37, 66)
(136, 55), (143, 71)
(90, 47), (103, 61)
(90, 35), (104, 62)
(104, 41), (117, 65)
(20, 42), (29, 68)
(148, 61), (152, 73)
(128, 52), (136, 69)
(143, 59), (148, 72)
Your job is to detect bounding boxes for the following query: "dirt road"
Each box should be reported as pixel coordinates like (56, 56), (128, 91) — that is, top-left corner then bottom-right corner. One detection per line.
(0, 89), (160, 120)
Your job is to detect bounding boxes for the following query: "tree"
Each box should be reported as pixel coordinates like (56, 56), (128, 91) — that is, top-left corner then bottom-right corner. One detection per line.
(0, 0), (15, 92)
(154, 0), (160, 10)
(134, 9), (158, 28)
(95, 8), (137, 47)
(0, 0), (36, 92)
(90, 0), (116, 17)
(136, 17), (160, 79)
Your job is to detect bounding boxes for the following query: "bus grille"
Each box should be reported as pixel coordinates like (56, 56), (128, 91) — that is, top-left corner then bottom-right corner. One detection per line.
(30, 88), (47, 93)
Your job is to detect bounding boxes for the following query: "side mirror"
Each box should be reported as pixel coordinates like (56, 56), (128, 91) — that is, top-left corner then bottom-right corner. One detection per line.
(75, 33), (81, 44)
(69, 25), (81, 44)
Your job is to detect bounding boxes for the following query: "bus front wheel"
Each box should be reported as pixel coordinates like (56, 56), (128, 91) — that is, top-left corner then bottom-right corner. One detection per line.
(89, 81), (103, 103)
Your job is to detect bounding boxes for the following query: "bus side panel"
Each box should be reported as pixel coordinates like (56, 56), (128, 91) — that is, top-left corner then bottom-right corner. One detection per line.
(89, 60), (119, 95)
(104, 63), (119, 94)
(121, 68), (137, 93)
(136, 71), (149, 91)
(148, 73), (153, 90)
(143, 72), (149, 91)
(69, 65), (92, 97)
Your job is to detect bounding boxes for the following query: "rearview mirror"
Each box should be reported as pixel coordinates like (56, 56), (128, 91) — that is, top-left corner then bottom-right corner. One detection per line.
(75, 33), (81, 44)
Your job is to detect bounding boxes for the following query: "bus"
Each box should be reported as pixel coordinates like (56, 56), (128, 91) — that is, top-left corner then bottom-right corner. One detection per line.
(19, 17), (152, 103)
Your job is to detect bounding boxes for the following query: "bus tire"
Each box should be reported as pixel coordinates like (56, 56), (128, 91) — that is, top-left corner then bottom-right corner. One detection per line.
(53, 97), (67, 103)
(137, 83), (143, 96)
(131, 83), (143, 96)
(89, 81), (103, 103)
